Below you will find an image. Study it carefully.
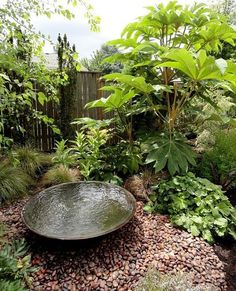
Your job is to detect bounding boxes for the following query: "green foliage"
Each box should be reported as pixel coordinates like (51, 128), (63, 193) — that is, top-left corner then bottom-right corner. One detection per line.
(105, 1), (236, 118)
(144, 173), (236, 243)
(57, 34), (80, 139)
(135, 268), (215, 291)
(103, 141), (143, 176)
(141, 132), (196, 176)
(0, 161), (32, 203)
(0, 0), (99, 148)
(212, 0), (236, 24)
(81, 45), (123, 74)
(195, 88), (236, 148)
(52, 140), (77, 168)
(72, 128), (109, 179)
(69, 121), (143, 180)
(57, 33), (79, 72)
(197, 129), (236, 190)
(0, 239), (37, 290)
(86, 1), (236, 177)
(86, 87), (137, 112)
(9, 146), (52, 177)
(159, 49), (227, 81)
(0, 27), (61, 148)
(41, 165), (80, 187)
(0, 280), (26, 291)
(212, 0), (236, 61)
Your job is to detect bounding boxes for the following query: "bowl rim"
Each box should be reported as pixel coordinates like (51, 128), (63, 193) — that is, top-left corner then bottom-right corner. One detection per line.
(21, 181), (136, 240)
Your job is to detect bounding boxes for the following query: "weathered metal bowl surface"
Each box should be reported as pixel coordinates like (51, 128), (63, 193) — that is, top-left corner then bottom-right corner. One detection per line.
(21, 182), (136, 240)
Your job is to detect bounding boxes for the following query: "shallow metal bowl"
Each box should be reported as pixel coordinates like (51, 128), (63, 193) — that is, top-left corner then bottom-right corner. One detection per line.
(21, 182), (136, 240)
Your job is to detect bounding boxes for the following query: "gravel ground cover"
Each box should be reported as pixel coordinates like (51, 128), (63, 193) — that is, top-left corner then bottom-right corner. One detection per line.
(0, 199), (227, 290)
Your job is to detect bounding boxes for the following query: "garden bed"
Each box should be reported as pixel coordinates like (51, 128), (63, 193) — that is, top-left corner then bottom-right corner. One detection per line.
(1, 199), (229, 290)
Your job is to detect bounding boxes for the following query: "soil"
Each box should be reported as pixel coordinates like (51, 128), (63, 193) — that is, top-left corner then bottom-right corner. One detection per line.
(1, 198), (232, 290)
(214, 187), (236, 291)
(214, 238), (236, 291)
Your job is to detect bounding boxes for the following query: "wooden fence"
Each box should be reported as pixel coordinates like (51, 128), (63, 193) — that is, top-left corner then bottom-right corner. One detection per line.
(32, 72), (109, 151)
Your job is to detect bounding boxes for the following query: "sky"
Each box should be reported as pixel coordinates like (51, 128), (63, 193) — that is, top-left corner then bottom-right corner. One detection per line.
(32, 0), (204, 59)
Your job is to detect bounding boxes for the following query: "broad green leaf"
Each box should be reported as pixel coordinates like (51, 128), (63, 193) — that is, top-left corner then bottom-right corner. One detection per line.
(167, 153), (179, 176)
(202, 229), (214, 243)
(160, 49), (197, 79)
(215, 227), (226, 237)
(51, 126), (61, 135)
(214, 217), (228, 227)
(190, 225), (200, 236)
(172, 196), (187, 209)
(103, 73), (154, 93)
(86, 89), (136, 112)
(191, 216), (202, 224)
(145, 135), (195, 175)
(107, 38), (137, 48)
(132, 42), (160, 54)
(0, 73), (11, 82)
(38, 92), (47, 106)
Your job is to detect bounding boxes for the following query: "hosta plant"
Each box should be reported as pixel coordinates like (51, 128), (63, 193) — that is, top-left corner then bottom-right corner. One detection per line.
(144, 173), (236, 243)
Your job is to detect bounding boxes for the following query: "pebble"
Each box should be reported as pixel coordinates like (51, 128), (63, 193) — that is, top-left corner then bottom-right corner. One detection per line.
(1, 200), (228, 290)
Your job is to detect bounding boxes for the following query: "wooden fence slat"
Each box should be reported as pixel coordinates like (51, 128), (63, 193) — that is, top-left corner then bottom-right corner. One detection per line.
(27, 72), (109, 151)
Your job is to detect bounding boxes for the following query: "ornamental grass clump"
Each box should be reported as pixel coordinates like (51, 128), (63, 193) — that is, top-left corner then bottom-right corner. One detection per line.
(144, 173), (236, 243)
(9, 146), (52, 178)
(41, 165), (81, 187)
(0, 161), (32, 203)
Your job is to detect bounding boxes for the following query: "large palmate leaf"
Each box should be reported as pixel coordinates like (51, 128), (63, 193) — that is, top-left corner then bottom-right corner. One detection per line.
(145, 134), (196, 176)
(103, 73), (154, 94)
(107, 38), (138, 48)
(85, 88), (136, 112)
(158, 49), (226, 81)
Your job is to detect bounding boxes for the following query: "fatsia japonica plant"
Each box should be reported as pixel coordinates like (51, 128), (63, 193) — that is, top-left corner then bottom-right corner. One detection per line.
(87, 1), (236, 176)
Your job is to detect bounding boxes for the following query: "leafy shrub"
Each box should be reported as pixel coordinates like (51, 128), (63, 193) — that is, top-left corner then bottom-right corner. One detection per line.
(195, 92), (236, 150)
(144, 173), (236, 243)
(103, 141), (143, 176)
(72, 128), (110, 180)
(135, 268), (216, 291)
(71, 119), (142, 180)
(0, 161), (32, 203)
(52, 140), (77, 168)
(0, 280), (26, 291)
(41, 165), (81, 187)
(0, 239), (37, 290)
(10, 146), (52, 177)
(197, 129), (236, 190)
